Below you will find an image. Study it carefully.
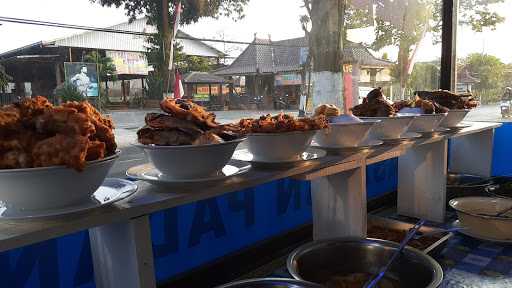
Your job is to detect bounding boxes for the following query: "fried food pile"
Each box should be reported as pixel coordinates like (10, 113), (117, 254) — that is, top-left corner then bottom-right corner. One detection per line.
(0, 96), (116, 171)
(314, 104), (341, 118)
(137, 98), (241, 146)
(415, 90), (479, 110)
(351, 87), (395, 117)
(352, 88), (480, 117)
(238, 113), (328, 133)
(392, 97), (447, 114)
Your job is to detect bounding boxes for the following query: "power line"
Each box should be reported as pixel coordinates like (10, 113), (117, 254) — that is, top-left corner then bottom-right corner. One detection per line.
(0, 16), (306, 48)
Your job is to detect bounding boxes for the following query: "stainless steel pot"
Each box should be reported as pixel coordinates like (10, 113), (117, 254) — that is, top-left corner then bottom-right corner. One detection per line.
(287, 238), (443, 288)
(215, 278), (323, 288)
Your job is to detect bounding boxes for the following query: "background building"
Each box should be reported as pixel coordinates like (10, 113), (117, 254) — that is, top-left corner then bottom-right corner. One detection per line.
(0, 18), (225, 107)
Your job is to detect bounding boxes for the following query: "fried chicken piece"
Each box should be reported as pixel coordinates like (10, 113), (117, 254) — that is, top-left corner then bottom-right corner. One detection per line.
(86, 140), (106, 161)
(0, 105), (21, 133)
(416, 90), (479, 110)
(63, 101), (114, 129)
(314, 104), (341, 118)
(32, 134), (89, 171)
(238, 113), (327, 133)
(160, 98), (219, 128)
(192, 132), (224, 145)
(63, 101), (117, 154)
(392, 97), (447, 114)
(351, 88), (395, 117)
(35, 106), (96, 136)
(14, 96), (52, 119)
(145, 113), (204, 135)
(137, 126), (196, 146)
(0, 150), (32, 169)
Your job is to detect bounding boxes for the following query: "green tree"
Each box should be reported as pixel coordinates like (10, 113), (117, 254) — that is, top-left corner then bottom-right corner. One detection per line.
(84, 51), (117, 82)
(55, 83), (85, 102)
(354, 0), (505, 98)
(91, 0), (248, 96)
(0, 64), (12, 92)
(407, 62), (441, 92)
(461, 53), (505, 103)
(302, 0), (506, 99)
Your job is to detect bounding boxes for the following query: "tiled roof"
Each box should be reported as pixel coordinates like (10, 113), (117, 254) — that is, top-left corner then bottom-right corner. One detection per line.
(214, 36), (393, 76)
(183, 72), (226, 84)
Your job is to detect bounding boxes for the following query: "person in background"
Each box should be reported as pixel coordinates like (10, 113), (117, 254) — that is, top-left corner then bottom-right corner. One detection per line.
(70, 65), (92, 96)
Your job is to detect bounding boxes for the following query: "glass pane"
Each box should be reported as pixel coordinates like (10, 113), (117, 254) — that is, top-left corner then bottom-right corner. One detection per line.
(456, 0), (512, 121)
(343, 0), (442, 106)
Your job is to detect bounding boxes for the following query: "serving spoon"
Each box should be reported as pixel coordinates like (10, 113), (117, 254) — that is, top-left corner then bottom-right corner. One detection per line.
(364, 219), (426, 288)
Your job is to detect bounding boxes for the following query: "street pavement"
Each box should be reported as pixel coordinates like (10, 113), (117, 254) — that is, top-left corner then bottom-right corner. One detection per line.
(108, 105), (504, 178)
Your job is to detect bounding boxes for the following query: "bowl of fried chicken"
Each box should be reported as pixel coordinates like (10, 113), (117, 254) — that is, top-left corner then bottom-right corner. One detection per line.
(238, 113), (328, 162)
(135, 98), (245, 179)
(415, 90), (477, 128)
(0, 97), (118, 211)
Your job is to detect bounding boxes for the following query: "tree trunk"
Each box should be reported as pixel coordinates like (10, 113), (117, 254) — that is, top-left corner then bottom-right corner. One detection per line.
(309, 0), (345, 110)
(161, 0), (172, 98)
(397, 41), (411, 100)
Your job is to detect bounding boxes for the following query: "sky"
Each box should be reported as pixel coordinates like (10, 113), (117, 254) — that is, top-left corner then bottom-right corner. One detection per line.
(0, 0), (511, 63)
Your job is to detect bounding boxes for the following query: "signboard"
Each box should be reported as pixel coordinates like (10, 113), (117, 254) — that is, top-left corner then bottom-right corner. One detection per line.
(194, 85), (210, 101)
(64, 62), (99, 97)
(275, 73), (302, 86)
(106, 51), (149, 75)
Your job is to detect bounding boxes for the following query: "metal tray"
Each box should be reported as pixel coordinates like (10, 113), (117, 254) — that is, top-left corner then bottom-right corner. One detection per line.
(367, 215), (453, 257)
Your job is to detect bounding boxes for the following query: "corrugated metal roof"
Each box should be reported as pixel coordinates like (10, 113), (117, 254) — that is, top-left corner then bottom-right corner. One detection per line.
(31, 18), (223, 57)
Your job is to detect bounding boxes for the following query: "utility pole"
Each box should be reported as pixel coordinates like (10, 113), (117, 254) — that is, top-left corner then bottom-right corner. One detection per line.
(309, 0), (345, 110)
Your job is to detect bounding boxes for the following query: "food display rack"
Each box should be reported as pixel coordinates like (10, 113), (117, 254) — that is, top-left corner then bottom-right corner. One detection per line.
(0, 121), (500, 288)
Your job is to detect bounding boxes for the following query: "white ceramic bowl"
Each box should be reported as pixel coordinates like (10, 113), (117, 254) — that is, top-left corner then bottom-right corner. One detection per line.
(135, 138), (245, 179)
(405, 114), (447, 133)
(0, 152), (120, 211)
(314, 121), (377, 148)
(246, 131), (316, 162)
(439, 109), (470, 128)
(449, 196), (512, 240)
(360, 116), (415, 140)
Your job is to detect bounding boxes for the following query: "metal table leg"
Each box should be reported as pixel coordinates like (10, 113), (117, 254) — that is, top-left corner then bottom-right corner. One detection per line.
(449, 129), (495, 177)
(89, 215), (156, 288)
(311, 165), (367, 240)
(397, 140), (448, 222)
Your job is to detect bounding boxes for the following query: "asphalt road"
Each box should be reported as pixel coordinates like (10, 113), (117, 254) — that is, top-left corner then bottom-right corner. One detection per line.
(108, 104), (504, 178)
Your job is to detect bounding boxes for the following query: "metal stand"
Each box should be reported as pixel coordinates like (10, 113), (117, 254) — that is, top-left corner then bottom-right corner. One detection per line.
(397, 140), (448, 222)
(311, 165), (367, 240)
(449, 129), (495, 177)
(89, 216), (156, 288)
